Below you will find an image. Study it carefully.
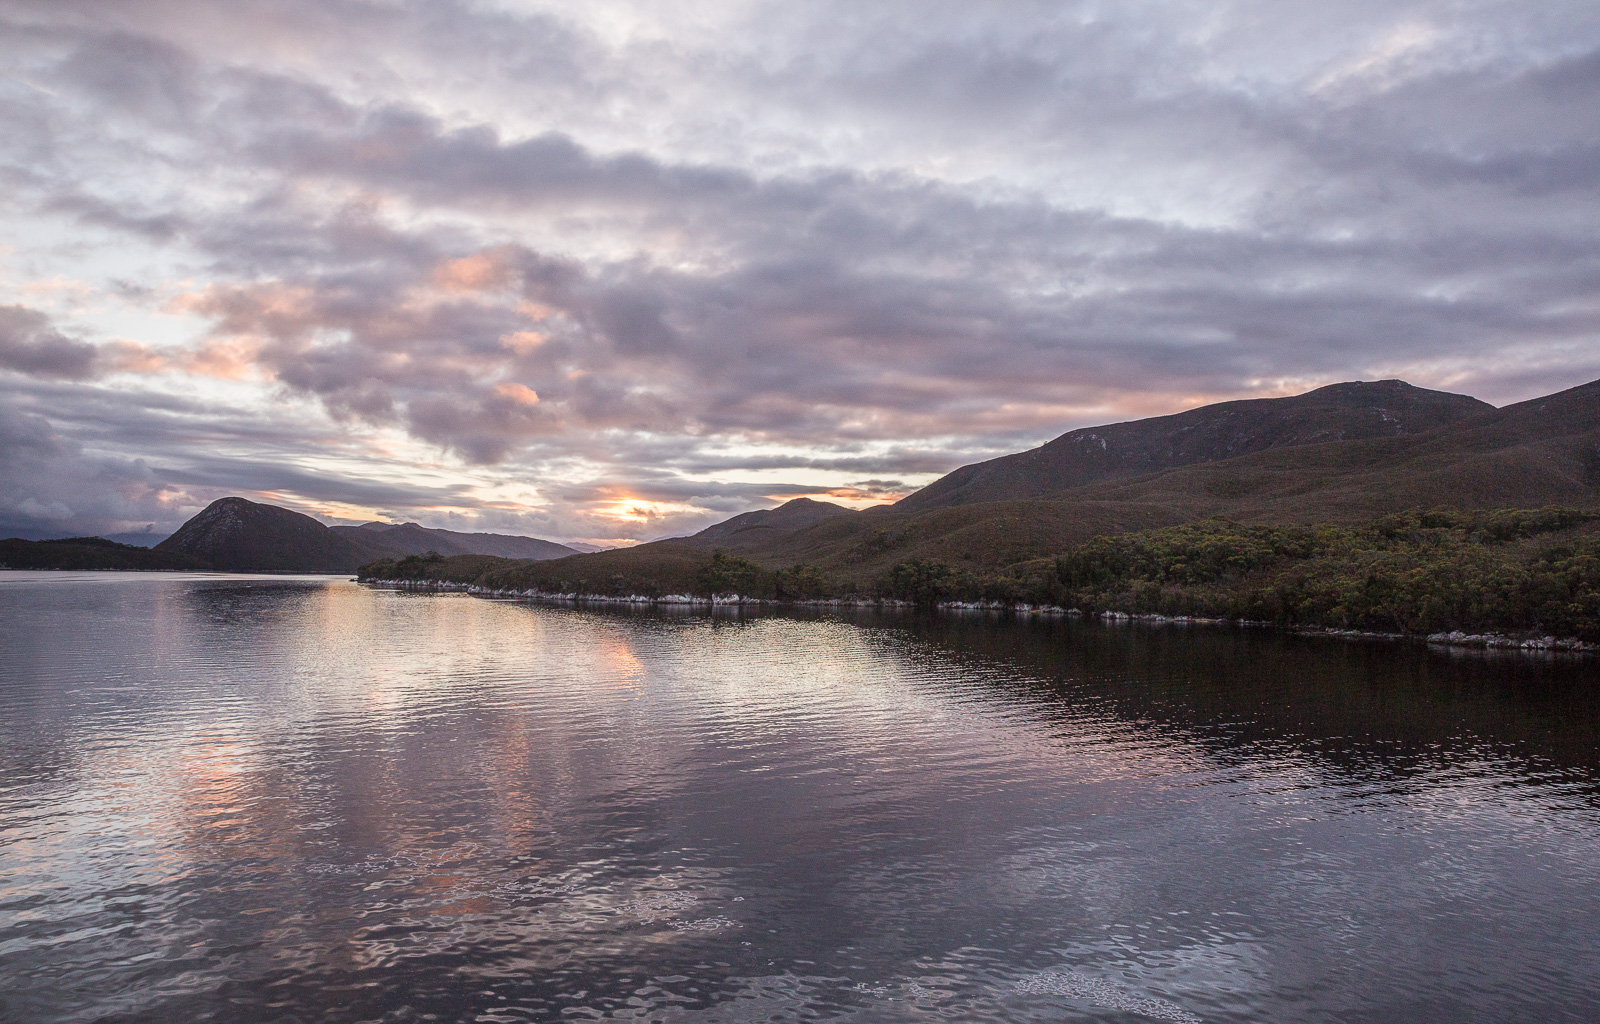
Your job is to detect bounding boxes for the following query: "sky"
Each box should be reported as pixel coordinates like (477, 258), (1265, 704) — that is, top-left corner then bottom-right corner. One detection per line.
(2, 0), (1598, 546)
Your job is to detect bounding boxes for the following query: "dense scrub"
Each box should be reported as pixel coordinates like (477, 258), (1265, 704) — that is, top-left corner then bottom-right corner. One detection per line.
(0, 536), (209, 571)
(355, 551), (517, 584)
(358, 508), (1600, 641)
(1040, 508), (1600, 639)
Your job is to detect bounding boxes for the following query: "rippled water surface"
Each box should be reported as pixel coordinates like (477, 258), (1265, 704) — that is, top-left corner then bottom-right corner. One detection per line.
(3, 572), (1599, 1023)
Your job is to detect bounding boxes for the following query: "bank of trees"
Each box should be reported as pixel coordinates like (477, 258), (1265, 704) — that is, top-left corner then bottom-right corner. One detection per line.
(358, 508), (1600, 640)
(1027, 508), (1600, 639)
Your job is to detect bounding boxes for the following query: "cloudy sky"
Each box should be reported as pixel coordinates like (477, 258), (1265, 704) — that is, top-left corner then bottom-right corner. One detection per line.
(2, 0), (1597, 545)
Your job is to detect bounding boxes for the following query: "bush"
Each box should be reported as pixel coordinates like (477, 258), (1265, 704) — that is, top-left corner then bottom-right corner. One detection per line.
(885, 558), (957, 606)
(696, 551), (769, 597)
(1047, 509), (1600, 639)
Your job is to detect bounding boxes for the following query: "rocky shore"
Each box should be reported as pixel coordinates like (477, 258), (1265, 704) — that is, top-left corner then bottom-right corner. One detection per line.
(363, 579), (1596, 654)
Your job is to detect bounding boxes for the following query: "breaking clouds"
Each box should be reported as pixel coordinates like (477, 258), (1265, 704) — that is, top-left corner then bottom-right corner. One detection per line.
(2, 0), (1597, 542)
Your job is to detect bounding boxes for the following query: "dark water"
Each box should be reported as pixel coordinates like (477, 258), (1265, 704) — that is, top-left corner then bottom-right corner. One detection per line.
(2, 573), (1598, 1023)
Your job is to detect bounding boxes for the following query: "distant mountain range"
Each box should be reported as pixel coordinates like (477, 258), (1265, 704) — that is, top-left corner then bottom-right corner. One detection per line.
(0, 497), (581, 572)
(146, 498), (579, 572)
(378, 376), (1599, 598)
(333, 520), (576, 561)
(7, 377), (1597, 579)
(686, 497), (857, 546)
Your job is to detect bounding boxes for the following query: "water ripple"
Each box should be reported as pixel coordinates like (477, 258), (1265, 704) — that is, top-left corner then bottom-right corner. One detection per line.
(2, 573), (1599, 1022)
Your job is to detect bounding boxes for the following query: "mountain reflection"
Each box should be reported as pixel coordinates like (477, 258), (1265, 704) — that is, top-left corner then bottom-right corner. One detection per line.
(2, 574), (1597, 1023)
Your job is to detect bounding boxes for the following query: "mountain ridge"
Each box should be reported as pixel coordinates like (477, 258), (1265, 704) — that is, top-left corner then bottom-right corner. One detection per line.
(686, 497), (856, 546)
(156, 498), (365, 571)
(896, 379), (1496, 512)
(331, 521), (575, 561)
(409, 375), (1598, 601)
(54, 376), (1600, 580)
(154, 497), (577, 572)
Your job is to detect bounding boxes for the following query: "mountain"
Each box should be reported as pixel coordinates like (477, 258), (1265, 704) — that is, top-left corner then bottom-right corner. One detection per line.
(414, 376), (1600, 600)
(156, 497), (376, 571)
(156, 497), (580, 571)
(1041, 377), (1600, 522)
(331, 521), (577, 560)
(896, 379), (1495, 511)
(104, 530), (170, 547)
(687, 497), (855, 545)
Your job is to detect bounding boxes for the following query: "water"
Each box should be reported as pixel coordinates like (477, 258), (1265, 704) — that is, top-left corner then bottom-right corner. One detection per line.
(1, 572), (1597, 1023)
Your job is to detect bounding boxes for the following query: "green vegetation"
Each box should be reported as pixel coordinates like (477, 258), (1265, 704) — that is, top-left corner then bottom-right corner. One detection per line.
(884, 557), (957, 607)
(359, 506), (1600, 641)
(1044, 507), (1600, 639)
(696, 552), (766, 597)
(355, 551), (517, 584)
(0, 536), (210, 571)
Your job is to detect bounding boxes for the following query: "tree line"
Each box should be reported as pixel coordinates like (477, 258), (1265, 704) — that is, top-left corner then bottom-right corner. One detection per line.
(359, 507), (1600, 640)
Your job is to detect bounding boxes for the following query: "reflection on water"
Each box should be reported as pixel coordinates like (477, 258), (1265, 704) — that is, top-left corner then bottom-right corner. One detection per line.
(1, 571), (1598, 1023)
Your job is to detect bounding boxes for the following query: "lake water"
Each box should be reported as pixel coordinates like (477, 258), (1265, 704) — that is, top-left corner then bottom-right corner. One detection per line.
(2, 572), (1598, 1023)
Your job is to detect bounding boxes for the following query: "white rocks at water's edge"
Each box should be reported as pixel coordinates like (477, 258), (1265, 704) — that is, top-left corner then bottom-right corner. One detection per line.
(361, 579), (1596, 654)
(366, 578), (1081, 615)
(1418, 629), (1594, 652)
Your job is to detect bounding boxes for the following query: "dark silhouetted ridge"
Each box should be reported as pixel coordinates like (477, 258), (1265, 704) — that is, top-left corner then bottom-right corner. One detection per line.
(330, 521), (577, 560)
(156, 497), (371, 571)
(154, 498), (580, 572)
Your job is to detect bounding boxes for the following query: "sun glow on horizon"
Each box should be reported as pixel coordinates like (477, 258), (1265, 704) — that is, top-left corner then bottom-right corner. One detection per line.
(596, 497), (710, 525)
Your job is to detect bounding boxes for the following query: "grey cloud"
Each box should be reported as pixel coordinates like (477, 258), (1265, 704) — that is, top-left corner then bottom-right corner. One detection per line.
(0, 375), (515, 538)
(0, 306), (99, 379)
(46, 191), (187, 240)
(0, 402), (181, 538)
(259, 110), (753, 211)
(54, 29), (200, 126)
(2, 0), (1599, 539)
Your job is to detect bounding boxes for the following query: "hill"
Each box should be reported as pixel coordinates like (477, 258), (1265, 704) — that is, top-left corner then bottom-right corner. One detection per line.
(896, 379), (1494, 511)
(685, 497), (856, 546)
(369, 377), (1600, 609)
(155, 497), (376, 571)
(154, 497), (579, 572)
(331, 521), (576, 560)
(1045, 377), (1600, 521)
(647, 377), (1600, 578)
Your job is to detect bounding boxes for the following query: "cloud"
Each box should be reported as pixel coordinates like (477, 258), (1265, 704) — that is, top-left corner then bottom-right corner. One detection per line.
(0, 305), (99, 379)
(0, 0), (1598, 540)
(0, 401), (184, 538)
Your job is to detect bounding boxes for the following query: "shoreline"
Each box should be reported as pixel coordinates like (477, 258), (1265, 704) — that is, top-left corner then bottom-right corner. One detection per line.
(362, 578), (1598, 655)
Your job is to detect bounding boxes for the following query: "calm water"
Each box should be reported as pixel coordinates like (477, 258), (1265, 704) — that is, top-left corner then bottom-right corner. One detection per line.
(2, 573), (1598, 1023)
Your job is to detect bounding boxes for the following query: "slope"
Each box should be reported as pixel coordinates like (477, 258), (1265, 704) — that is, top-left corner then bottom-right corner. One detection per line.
(331, 522), (576, 560)
(685, 497), (856, 547)
(444, 377), (1599, 594)
(156, 497), (380, 572)
(897, 379), (1494, 512)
